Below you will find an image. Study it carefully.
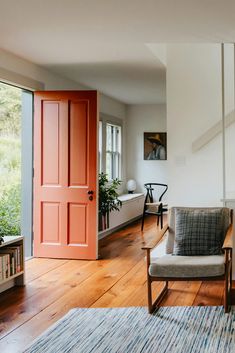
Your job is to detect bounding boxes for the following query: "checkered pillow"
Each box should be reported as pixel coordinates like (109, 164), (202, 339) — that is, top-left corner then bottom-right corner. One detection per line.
(173, 209), (224, 256)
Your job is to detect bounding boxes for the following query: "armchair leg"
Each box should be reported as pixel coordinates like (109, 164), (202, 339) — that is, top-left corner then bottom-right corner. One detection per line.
(230, 251), (233, 291)
(148, 279), (168, 314)
(224, 256), (232, 313)
(147, 276), (153, 313)
(224, 275), (229, 313)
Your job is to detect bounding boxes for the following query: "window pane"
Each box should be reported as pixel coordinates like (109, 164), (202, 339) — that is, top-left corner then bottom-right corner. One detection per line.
(106, 152), (112, 180)
(117, 126), (121, 153)
(113, 126), (117, 152)
(99, 121), (102, 153)
(106, 124), (112, 151)
(99, 121), (102, 173)
(106, 123), (121, 180)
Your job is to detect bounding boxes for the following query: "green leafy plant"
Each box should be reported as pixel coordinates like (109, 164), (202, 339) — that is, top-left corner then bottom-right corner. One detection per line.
(99, 173), (122, 230)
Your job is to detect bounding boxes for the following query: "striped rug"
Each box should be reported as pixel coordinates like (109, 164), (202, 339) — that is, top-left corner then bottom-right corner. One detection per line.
(24, 306), (235, 353)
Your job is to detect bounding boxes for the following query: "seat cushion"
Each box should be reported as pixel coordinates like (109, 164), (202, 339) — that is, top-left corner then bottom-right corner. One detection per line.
(149, 254), (225, 278)
(173, 208), (223, 256)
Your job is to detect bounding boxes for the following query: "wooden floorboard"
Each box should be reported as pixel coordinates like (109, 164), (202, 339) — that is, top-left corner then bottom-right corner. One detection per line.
(0, 216), (226, 353)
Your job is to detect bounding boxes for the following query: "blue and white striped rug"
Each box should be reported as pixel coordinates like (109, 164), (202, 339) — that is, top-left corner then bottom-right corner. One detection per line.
(24, 306), (235, 353)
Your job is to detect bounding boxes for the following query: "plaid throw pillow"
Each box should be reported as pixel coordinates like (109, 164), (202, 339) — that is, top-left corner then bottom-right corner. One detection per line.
(173, 209), (223, 256)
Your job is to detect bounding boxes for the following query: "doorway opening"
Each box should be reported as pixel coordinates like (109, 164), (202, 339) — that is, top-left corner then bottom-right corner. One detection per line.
(0, 82), (21, 237)
(0, 82), (33, 258)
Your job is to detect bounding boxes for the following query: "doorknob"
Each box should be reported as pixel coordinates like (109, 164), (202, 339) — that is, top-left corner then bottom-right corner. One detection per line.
(87, 190), (94, 201)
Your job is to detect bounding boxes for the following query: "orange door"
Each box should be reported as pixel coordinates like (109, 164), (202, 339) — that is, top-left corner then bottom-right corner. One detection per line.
(34, 91), (98, 260)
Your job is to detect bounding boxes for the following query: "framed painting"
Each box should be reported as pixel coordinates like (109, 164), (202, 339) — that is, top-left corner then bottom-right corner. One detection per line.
(144, 132), (167, 160)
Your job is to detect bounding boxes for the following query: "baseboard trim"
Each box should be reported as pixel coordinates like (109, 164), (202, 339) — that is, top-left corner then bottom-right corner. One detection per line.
(98, 215), (142, 240)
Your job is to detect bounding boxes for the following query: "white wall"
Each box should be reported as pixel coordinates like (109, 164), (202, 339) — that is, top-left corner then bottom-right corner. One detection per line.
(167, 44), (223, 207)
(126, 104), (167, 193)
(224, 44), (235, 198)
(0, 49), (126, 119)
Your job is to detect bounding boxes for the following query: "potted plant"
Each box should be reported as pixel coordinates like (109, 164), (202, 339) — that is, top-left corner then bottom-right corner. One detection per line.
(99, 173), (122, 231)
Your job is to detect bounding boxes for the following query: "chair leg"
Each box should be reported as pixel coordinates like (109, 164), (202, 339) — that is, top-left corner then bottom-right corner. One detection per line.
(141, 212), (145, 231)
(148, 279), (168, 314)
(157, 216), (159, 226)
(160, 213), (163, 229)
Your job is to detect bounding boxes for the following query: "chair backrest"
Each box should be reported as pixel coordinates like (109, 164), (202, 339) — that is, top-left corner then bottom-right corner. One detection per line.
(144, 183), (168, 203)
(166, 207), (231, 254)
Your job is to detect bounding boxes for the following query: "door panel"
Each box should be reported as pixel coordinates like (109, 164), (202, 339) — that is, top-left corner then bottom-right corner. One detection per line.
(69, 101), (88, 186)
(34, 91), (98, 259)
(42, 202), (60, 244)
(68, 203), (87, 245)
(42, 101), (60, 185)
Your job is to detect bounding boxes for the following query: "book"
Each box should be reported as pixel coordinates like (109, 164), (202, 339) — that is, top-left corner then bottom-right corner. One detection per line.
(0, 245), (23, 275)
(5, 246), (21, 273)
(0, 254), (4, 281)
(0, 258), (2, 281)
(0, 249), (16, 275)
(0, 254), (10, 280)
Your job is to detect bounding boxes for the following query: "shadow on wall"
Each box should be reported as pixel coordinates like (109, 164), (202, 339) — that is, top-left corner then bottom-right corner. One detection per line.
(192, 110), (235, 152)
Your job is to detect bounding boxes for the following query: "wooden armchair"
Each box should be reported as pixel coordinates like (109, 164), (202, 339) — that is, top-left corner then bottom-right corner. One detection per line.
(142, 207), (233, 313)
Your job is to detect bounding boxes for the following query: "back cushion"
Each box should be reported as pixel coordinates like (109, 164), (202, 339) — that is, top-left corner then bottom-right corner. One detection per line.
(166, 207), (230, 254)
(173, 208), (223, 256)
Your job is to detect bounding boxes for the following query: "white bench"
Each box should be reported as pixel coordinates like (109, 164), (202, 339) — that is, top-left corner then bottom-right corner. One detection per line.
(99, 193), (145, 239)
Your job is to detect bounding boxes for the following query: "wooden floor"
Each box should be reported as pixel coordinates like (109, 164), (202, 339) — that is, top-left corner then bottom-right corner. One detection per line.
(0, 216), (227, 352)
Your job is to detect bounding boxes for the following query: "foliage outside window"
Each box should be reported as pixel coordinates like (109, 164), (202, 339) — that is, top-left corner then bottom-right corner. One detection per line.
(0, 82), (21, 236)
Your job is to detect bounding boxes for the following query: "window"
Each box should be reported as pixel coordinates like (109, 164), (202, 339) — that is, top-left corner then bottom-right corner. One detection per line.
(106, 123), (121, 180)
(99, 118), (122, 180)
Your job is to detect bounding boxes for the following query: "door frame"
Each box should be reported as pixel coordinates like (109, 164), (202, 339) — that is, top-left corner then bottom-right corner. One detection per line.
(0, 80), (34, 258)
(0, 79), (100, 258)
(21, 90), (34, 257)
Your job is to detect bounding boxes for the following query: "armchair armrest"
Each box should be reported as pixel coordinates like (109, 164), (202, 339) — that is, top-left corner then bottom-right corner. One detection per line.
(222, 224), (233, 250)
(142, 224), (169, 251)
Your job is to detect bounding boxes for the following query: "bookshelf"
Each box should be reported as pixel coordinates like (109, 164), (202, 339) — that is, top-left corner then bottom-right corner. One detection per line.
(0, 235), (25, 294)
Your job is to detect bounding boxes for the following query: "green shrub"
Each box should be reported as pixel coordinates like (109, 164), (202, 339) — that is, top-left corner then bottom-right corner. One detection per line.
(0, 83), (21, 136)
(0, 183), (21, 236)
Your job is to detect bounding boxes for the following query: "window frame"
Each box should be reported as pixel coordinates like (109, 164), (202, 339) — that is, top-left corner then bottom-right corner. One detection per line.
(99, 114), (123, 181)
(106, 123), (122, 180)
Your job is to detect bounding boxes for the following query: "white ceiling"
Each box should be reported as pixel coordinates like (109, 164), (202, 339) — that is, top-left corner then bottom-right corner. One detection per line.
(45, 44), (166, 104)
(1, 0), (235, 104)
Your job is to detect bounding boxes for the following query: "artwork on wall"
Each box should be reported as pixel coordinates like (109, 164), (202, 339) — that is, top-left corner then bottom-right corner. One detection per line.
(144, 132), (167, 160)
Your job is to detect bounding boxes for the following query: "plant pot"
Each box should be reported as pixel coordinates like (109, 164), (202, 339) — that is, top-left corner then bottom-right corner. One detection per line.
(98, 211), (109, 231)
